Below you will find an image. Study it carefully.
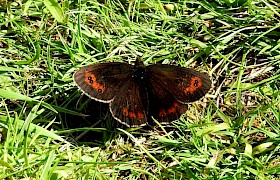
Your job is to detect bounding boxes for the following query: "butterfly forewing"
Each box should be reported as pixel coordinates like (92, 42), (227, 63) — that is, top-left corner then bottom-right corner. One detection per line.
(147, 64), (211, 103)
(74, 62), (133, 102)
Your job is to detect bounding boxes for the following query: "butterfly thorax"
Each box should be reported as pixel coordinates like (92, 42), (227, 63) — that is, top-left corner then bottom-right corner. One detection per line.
(132, 65), (146, 82)
(132, 59), (147, 82)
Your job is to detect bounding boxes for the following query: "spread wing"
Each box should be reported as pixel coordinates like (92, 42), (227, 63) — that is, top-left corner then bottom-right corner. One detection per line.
(146, 64), (211, 122)
(73, 62), (133, 102)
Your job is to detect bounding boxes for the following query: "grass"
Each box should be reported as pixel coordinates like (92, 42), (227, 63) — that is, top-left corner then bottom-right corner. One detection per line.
(0, 0), (279, 179)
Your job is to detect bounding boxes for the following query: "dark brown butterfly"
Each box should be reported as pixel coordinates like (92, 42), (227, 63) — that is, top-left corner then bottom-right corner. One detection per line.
(73, 58), (211, 127)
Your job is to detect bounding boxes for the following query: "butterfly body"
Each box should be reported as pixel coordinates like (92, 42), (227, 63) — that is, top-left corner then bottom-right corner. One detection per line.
(74, 58), (211, 127)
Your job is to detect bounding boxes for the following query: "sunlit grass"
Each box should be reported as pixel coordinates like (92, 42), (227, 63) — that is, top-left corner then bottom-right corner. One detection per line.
(0, 0), (279, 179)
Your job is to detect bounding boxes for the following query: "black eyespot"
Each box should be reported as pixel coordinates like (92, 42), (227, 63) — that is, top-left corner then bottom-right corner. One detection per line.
(194, 83), (198, 87)
(98, 89), (102, 93)
(187, 92), (191, 95)
(89, 80), (93, 83)
(88, 77), (92, 80)
(195, 80), (199, 84)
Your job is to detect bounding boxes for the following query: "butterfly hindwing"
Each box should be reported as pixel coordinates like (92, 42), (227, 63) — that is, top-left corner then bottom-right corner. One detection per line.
(74, 62), (133, 102)
(147, 78), (189, 123)
(110, 78), (149, 126)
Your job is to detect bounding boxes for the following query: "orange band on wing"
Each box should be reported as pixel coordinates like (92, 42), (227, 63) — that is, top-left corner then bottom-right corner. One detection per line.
(122, 107), (145, 120)
(84, 72), (105, 93)
(184, 77), (202, 94)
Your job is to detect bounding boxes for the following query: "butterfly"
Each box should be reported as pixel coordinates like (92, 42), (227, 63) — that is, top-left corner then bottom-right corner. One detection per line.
(73, 58), (211, 127)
